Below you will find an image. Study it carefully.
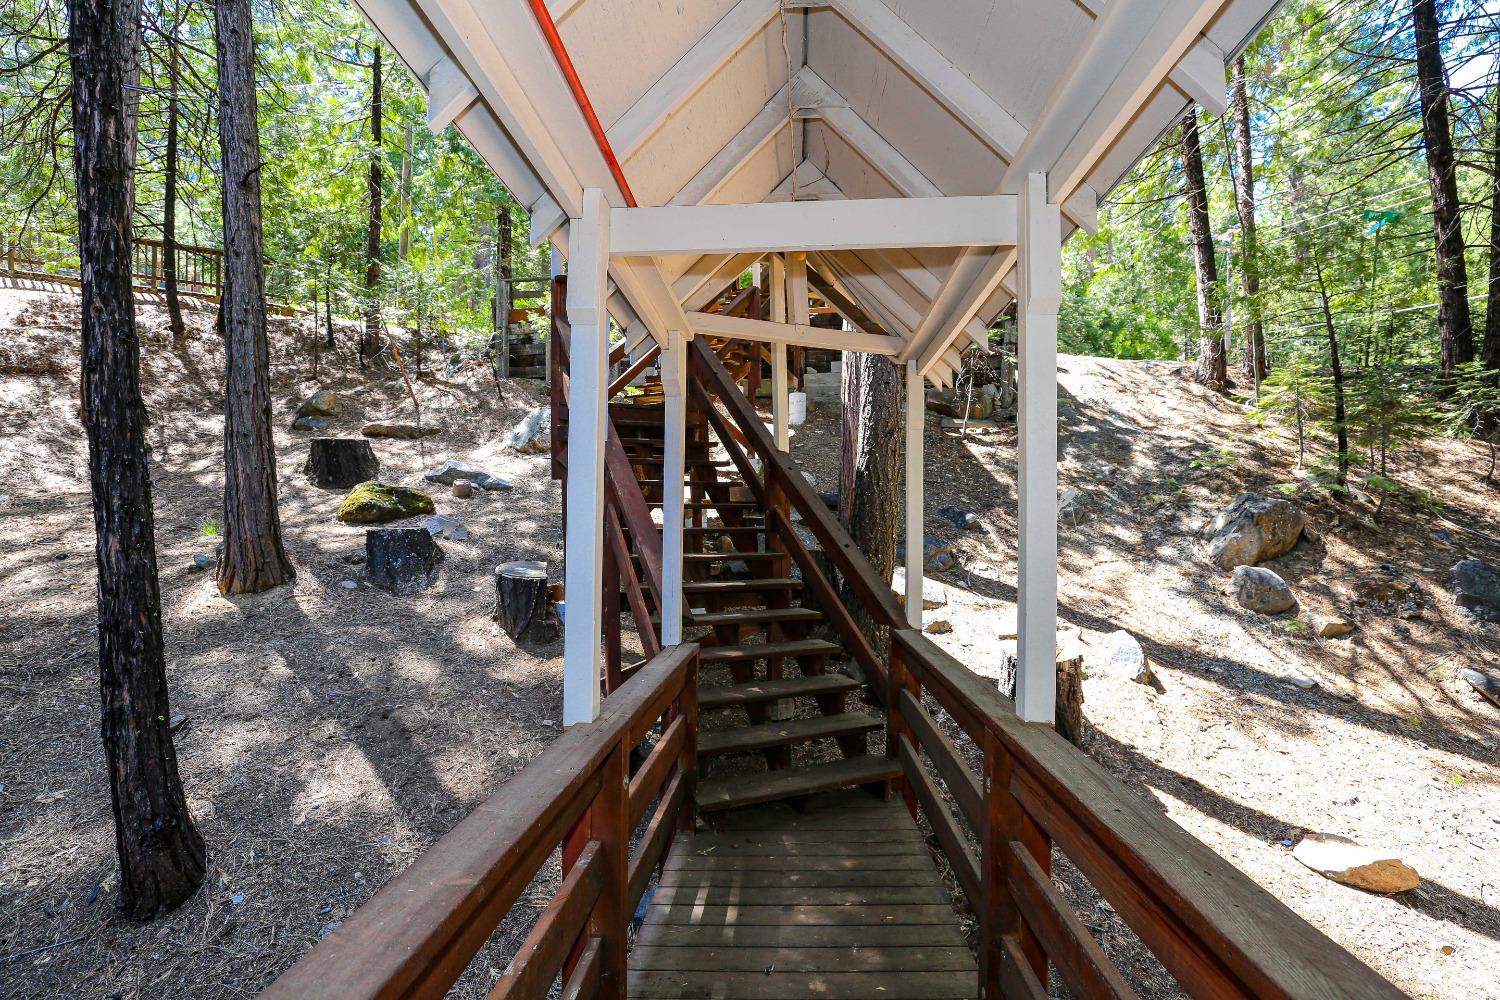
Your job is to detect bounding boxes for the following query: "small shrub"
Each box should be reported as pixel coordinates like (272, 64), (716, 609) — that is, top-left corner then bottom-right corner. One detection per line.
(197, 516), (222, 539)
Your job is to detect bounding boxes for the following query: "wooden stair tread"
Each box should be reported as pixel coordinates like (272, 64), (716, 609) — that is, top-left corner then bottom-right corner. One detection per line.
(699, 713), (884, 758)
(699, 673), (862, 709)
(689, 607), (822, 626)
(701, 639), (842, 664)
(696, 756), (903, 813)
(684, 578), (802, 593)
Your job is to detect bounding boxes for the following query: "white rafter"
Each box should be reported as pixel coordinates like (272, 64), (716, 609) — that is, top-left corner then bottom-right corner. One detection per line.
(688, 310), (904, 355)
(606, 0), (780, 162)
(824, 0), (1028, 161)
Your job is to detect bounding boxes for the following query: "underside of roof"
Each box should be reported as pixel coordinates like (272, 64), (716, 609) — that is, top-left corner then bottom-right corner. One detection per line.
(354, 0), (1282, 387)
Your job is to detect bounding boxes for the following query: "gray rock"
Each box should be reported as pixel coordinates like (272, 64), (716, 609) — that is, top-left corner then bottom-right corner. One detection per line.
(296, 388), (341, 419)
(1095, 630), (1151, 684)
(1312, 615), (1354, 638)
(1462, 668), (1500, 708)
(190, 553), (214, 572)
(1204, 493), (1306, 570)
(361, 421), (440, 440)
(423, 514), (469, 541)
(937, 505), (982, 531)
(509, 406), (550, 453)
(1233, 565), (1297, 615)
(1449, 559), (1500, 622)
(340, 579), (358, 590)
(423, 459), (511, 491)
(291, 415), (330, 432)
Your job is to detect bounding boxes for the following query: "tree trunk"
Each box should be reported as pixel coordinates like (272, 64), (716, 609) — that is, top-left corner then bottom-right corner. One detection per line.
(67, 0), (206, 918)
(1230, 57), (1266, 385)
(498, 204), (512, 378)
(163, 24), (186, 349)
(362, 45), (383, 365)
(215, 0), (295, 594)
(836, 352), (902, 655)
(1314, 256), (1349, 486)
(398, 121), (413, 261)
(1412, 0), (1474, 372)
(1181, 110), (1226, 388)
(323, 263), (335, 349)
(1484, 71), (1500, 370)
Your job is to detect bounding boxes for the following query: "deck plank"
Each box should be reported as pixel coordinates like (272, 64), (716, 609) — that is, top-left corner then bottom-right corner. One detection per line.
(630, 790), (978, 999)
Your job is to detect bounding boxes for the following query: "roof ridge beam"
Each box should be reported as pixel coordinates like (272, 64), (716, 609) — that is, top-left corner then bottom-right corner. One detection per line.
(824, 0), (1027, 161)
(607, 0), (781, 163)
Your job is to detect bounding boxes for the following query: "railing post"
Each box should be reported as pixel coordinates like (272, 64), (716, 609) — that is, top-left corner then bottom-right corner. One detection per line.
(886, 637), (918, 815)
(591, 742), (629, 1000)
(677, 650), (699, 833)
(602, 509), (622, 695)
(980, 729), (1050, 999)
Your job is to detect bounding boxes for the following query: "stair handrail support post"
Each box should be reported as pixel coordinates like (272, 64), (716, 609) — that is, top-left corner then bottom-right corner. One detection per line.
(1016, 172), (1061, 725)
(563, 189), (610, 727)
(769, 254), (791, 451)
(980, 726), (1051, 998)
(660, 328), (689, 646)
(904, 358), (925, 628)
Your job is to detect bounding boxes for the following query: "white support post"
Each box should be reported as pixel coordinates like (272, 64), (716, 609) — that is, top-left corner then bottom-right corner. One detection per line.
(904, 359), (924, 629)
(562, 189), (610, 726)
(787, 251), (809, 325)
(1016, 173), (1061, 725)
(769, 255), (790, 451)
(660, 329), (688, 647)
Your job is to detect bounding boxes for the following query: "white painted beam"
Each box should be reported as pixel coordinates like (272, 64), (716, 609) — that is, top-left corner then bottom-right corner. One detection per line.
(1170, 34), (1229, 117)
(607, 0), (780, 161)
(769, 255), (790, 450)
(610, 196), (1016, 256)
(669, 82), (792, 207)
(547, 0), (589, 24)
(528, 193), (566, 248)
(659, 328), (688, 646)
(687, 310), (903, 355)
(904, 359), (924, 628)
(425, 54), (479, 132)
(562, 189), (610, 726)
(1015, 174), (1060, 726)
(794, 69), (942, 199)
(824, 0), (1028, 161)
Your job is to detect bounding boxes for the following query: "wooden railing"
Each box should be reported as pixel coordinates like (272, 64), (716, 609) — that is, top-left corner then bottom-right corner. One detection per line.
(688, 336), (904, 697)
(263, 643), (698, 1000)
(550, 276), (665, 691)
(887, 629), (1408, 1000)
(3, 229), (224, 299)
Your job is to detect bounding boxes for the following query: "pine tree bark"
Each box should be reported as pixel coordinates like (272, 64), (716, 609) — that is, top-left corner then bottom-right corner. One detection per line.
(67, 0), (206, 918)
(398, 121), (413, 261)
(215, 0), (295, 594)
(837, 352), (901, 655)
(362, 45), (383, 364)
(163, 23), (185, 349)
(497, 204), (512, 377)
(1230, 57), (1266, 384)
(1412, 0), (1474, 372)
(1483, 74), (1500, 370)
(1314, 255), (1350, 485)
(1181, 110), (1226, 388)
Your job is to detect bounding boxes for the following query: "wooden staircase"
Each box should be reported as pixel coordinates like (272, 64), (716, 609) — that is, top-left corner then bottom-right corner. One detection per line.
(610, 391), (900, 816)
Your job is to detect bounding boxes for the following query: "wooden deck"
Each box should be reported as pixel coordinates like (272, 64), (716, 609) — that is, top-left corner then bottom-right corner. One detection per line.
(629, 790), (978, 999)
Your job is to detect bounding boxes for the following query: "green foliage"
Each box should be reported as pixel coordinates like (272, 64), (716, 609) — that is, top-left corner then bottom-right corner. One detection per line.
(1442, 361), (1500, 483)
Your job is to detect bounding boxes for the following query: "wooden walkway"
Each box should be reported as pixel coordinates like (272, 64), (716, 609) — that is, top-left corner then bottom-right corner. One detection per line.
(629, 790), (979, 999)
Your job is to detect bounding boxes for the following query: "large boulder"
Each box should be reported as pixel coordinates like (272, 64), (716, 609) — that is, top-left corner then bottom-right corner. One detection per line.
(336, 481), (436, 524)
(509, 406), (551, 453)
(1449, 559), (1500, 622)
(1233, 565), (1296, 615)
(296, 388), (341, 418)
(424, 458), (511, 492)
(895, 531), (958, 573)
(362, 421), (440, 440)
(1204, 492), (1306, 570)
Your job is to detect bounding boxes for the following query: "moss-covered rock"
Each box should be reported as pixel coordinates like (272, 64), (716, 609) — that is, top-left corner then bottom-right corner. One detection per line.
(336, 481), (436, 524)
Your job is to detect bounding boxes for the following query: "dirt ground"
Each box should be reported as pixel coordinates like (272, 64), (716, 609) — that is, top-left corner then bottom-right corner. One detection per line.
(3, 285), (1499, 998)
(788, 356), (1500, 1000)
(0, 286), (573, 998)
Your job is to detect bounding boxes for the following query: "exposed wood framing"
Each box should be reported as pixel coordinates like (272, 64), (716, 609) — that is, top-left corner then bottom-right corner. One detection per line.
(687, 310), (903, 355)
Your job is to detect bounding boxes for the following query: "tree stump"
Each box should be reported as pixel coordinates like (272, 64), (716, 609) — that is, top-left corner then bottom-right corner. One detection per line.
(305, 437), (379, 490)
(495, 561), (553, 642)
(996, 643), (1086, 747)
(367, 527), (443, 595)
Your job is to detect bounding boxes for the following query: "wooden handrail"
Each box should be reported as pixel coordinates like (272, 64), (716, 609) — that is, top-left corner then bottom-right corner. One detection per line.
(887, 629), (1410, 1000)
(262, 644), (699, 1000)
(608, 343), (659, 399)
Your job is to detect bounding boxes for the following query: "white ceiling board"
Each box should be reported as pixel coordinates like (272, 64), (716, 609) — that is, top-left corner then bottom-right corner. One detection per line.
(803, 122), (904, 202)
(872, 0), (1091, 130)
(806, 10), (1004, 198)
(621, 22), (795, 207)
(559, 0), (740, 129)
(669, 82), (793, 206)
